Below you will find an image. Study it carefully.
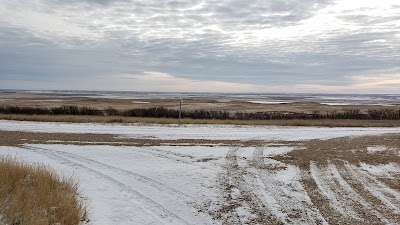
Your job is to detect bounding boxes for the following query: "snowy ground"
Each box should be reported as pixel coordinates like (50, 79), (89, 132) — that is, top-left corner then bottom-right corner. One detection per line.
(1, 120), (400, 141)
(0, 120), (399, 224)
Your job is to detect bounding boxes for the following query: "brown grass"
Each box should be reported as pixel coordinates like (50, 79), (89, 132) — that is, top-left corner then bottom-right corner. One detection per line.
(0, 130), (262, 148)
(274, 133), (400, 170)
(2, 92), (399, 114)
(0, 157), (88, 225)
(1, 114), (400, 127)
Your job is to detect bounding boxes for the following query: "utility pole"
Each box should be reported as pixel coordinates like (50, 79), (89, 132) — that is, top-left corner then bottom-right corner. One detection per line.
(178, 98), (182, 126)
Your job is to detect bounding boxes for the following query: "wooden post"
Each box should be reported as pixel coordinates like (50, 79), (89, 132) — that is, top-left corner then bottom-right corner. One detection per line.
(178, 98), (182, 126)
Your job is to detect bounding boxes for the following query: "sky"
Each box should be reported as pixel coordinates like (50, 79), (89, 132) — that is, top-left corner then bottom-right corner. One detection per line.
(0, 0), (400, 93)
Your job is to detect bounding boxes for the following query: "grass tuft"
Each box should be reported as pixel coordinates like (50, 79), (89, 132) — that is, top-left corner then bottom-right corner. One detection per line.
(0, 157), (88, 225)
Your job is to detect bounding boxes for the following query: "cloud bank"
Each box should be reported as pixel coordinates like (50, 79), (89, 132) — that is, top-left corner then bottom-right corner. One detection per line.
(0, 0), (399, 93)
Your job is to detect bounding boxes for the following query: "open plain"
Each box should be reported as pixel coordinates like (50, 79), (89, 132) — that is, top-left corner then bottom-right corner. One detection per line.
(1, 91), (399, 114)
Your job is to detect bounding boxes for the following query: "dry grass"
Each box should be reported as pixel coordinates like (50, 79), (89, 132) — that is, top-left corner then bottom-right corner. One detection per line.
(2, 92), (399, 114)
(0, 130), (262, 148)
(0, 157), (88, 225)
(274, 133), (400, 170)
(1, 114), (400, 127)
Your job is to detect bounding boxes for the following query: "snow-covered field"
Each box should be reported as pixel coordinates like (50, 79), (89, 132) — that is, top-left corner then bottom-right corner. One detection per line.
(0, 120), (399, 224)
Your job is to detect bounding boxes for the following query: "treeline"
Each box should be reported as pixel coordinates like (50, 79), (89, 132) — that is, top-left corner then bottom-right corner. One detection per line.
(1, 105), (400, 120)
(0, 105), (103, 116)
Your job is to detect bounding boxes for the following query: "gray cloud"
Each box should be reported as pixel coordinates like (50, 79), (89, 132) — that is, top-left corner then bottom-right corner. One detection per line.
(0, 0), (399, 92)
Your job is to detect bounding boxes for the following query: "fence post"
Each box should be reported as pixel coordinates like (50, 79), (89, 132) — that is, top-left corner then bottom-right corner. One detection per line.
(178, 98), (182, 126)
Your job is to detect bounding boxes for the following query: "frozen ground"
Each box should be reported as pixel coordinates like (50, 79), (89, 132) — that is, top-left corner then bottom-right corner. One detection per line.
(0, 145), (222, 225)
(1, 120), (400, 141)
(0, 120), (399, 224)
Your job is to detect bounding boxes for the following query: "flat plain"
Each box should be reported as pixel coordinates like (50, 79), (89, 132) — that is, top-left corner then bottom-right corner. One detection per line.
(1, 91), (399, 114)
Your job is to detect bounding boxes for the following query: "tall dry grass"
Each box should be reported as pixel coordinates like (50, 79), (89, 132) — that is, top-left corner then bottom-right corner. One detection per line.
(1, 114), (400, 127)
(0, 157), (88, 225)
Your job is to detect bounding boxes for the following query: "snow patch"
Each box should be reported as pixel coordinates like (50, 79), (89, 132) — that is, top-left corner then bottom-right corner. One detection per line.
(360, 163), (399, 177)
(236, 203), (255, 224)
(265, 146), (295, 156)
(132, 101), (150, 104)
(310, 162), (361, 220)
(248, 101), (293, 104)
(367, 146), (387, 153)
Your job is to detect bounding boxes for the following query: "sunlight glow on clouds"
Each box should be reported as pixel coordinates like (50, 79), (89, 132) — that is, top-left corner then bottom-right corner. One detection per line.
(115, 72), (264, 92)
(351, 73), (400, 87)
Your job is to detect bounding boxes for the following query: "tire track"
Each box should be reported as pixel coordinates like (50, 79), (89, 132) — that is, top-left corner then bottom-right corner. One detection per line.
(37, 145), (196, 203)
(310, 161), (362, 221)
(246, 167), (287, 223)
(325, 162), (387, 224)
(299, 166), (352, 225)
(338, 162), (400, 224)
(216, 147), (282, 225)
(129, 146), (210, 170)
(342, 162), (400, 212)
(309, 161), (396, 224)
(252, 147), (327, 225)
(23, 145), (193, 225)
(21, 145), (167, 224)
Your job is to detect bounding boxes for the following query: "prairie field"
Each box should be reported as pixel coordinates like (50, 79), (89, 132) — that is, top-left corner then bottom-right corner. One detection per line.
(2, 91), (400, 128)
(1, 91), (399, 114)
(0, 120), (399, 224)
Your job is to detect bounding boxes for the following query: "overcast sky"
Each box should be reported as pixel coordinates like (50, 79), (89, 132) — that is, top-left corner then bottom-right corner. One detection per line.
(1, 0), (400, 93)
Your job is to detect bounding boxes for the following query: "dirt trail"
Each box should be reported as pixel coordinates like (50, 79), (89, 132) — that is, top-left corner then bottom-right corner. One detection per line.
(213, 147), (282, 225)
(252, 147), (327, 225)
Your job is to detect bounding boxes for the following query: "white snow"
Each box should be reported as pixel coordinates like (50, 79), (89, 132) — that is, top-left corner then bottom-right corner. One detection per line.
(321, 102), (396, 106)
(1, 120), (399, 141)
(0, 145), (221, 225)
(310, 161), (361, 220)
(344, 163), (400, 213)
(247, 168), (288, 222)
(360, 163), (399, 177)
(320, 102), (353, 106)
(326, 163), (389, 223)
(366, 146), (387, 153)
(248, 101), (293, 104)
(264, 146), (295, 156)
(243, 149), (328, 224)
(235, 205), (254, 224)
(153, 146), (230, 160)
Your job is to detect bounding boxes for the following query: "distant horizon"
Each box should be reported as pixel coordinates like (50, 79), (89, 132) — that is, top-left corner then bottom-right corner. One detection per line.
(2, 88), (400, 96)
